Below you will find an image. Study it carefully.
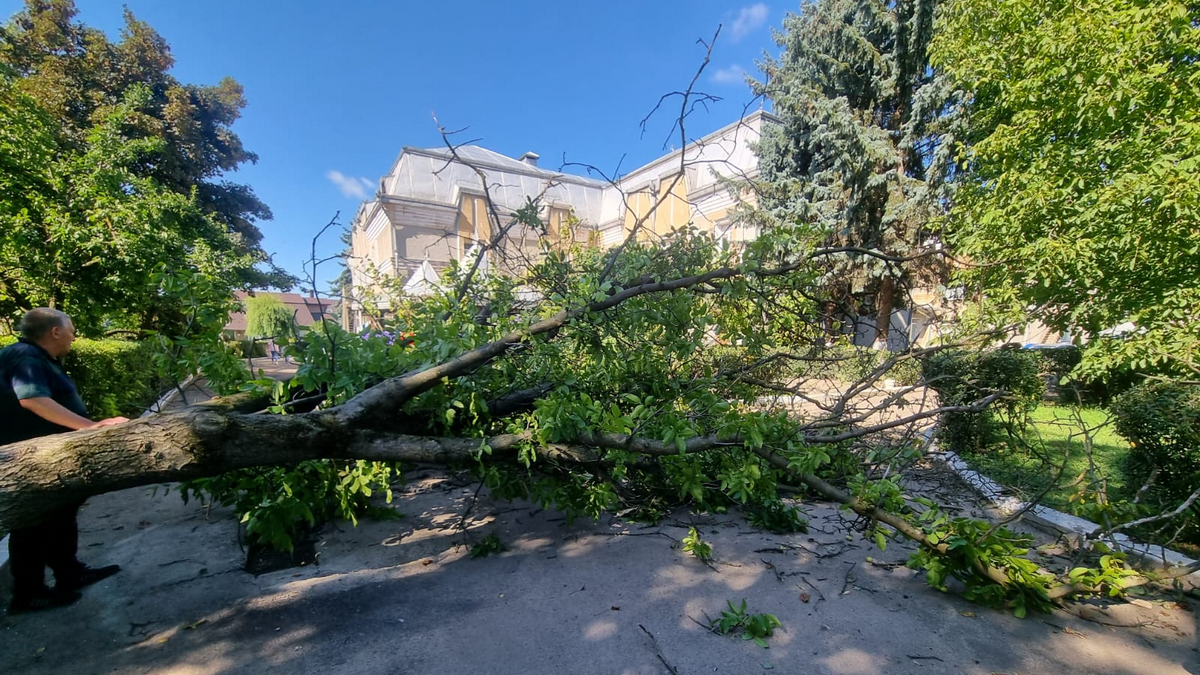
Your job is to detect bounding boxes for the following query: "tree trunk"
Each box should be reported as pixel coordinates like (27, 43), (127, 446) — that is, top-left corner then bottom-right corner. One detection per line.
(822, 300), (837, 346)
(0, 381), (998, 532)
(0, 400), (515, 530)
(873, 275), (895, 348)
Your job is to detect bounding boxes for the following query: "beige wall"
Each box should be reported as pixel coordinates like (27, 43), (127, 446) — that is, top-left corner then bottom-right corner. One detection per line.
(656, 173), (690, 235)
(622, 190), (654, 241)
(617, 174), (693, 241)
(456, 194), (492, 256)
(401, 226), (454, 265)
(351, 206), (397, 279)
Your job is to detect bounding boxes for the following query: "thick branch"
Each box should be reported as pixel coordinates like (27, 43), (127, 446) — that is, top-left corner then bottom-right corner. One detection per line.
(0, 408), (519, 530)
(486, 383), (553, 418)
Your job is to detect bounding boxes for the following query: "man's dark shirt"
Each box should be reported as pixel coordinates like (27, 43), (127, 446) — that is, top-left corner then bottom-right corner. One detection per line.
(0, 338), (87, 446)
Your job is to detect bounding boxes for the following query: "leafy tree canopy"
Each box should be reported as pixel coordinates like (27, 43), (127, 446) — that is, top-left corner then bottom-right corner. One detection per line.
(932, 0), (1200, 378)
(244, 294), (295, 341)
(0, 0), (293, 318)
(0, 73), (259, 333)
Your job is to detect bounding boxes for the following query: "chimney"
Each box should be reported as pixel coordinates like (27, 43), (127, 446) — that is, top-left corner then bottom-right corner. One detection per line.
(519, 151), (540, 167)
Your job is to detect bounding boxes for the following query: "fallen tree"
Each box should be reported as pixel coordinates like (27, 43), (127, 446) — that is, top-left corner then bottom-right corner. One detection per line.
(3, 225), (1193, 617)
(0, 242), (946, 528)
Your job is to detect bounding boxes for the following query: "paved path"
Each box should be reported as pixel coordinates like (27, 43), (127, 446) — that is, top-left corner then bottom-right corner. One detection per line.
(157, 361), (298, 413)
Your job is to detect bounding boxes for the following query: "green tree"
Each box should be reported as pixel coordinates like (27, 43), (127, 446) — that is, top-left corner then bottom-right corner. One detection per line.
(932, 0), (1200, 378)
(0, 63), (55, 317)
(750, 0), (953, 346)
(0, 0), (292, 292)
(0, 74), (256, 333)
(244, 294), (295, 341)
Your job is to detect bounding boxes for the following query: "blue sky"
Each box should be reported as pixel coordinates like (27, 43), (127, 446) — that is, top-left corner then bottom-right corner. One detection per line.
(2, 1), (789, 291)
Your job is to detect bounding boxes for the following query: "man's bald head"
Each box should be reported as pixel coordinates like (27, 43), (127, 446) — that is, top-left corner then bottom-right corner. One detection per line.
(18, 308), (71, 341)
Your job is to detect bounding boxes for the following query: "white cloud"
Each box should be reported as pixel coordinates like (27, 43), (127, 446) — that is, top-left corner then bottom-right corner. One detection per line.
(730, 3), (768, 42)
(711, 64), (748, 85)
(326, 170), (374, 199)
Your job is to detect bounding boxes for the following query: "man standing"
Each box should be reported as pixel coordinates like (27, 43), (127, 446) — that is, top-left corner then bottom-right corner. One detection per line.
(1, 308), (128, 614)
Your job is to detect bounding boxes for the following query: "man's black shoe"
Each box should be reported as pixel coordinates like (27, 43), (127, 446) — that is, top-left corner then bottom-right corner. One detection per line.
(57, 564), (121, 591)
(8, 587), (82, 615)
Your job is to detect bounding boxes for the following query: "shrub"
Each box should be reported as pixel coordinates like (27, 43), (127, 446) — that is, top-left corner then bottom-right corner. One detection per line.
(64, 338), (165, 418)
(1110, 381), (1200, 507)
(0, 334), (164, 418)
(224, 338), (267, 359)
(1069, 341), (1188, 404)
(1036, 345), (1082, 379)
(1031, 345), (1083, 402)
(1064, 345), (1146, 404)
(923, 347), (1044, 453)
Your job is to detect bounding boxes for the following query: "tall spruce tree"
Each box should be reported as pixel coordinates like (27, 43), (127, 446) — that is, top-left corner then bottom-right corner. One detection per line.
(750, 0), (952, 347)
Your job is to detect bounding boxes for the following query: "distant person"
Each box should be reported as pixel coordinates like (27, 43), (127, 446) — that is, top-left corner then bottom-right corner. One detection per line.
(0, 308), (127, 614)
(266, 338), (279, 363)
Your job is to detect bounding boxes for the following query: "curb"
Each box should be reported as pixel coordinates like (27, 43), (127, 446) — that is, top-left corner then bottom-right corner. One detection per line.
(923, 431), (1199, 576)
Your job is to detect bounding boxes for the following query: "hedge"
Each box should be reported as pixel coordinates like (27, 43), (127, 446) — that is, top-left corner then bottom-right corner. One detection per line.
(227, 338), (268, 359)
(922, 347), (1045, 453)
(1111, 381), (1200, 507)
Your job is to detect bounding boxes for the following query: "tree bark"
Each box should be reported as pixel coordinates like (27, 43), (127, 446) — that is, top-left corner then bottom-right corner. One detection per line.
(0, 402), (516, 530)
(873, 275), (895, 348)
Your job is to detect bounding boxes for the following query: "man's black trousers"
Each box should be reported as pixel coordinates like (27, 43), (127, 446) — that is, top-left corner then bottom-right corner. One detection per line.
(8, 501), (86, 599)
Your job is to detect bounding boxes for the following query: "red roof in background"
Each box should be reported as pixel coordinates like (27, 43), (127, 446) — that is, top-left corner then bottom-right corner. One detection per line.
(224, 291), (336, 334)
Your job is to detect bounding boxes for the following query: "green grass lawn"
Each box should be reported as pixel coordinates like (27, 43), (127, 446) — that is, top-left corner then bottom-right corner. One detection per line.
(955, 404), (1133, 510)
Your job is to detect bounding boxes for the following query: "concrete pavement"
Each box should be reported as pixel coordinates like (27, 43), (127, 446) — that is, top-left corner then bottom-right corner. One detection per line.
(0, 464), (1196, 675)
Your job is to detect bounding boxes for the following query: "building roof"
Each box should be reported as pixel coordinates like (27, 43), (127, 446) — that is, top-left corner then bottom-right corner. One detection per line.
(374, 145), (609, 226)
(406, 145), (607, 187)
(225, 291), (336, 333)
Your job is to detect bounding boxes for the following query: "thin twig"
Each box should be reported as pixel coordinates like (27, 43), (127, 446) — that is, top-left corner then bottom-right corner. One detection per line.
(980, 437), (1072, 541)
(456, 481), (486, 547)
(841, 561), (858, 595)
(1089, 485), (1200, 539)
(799, 576), (826, 606)
(639, 624), (680, 675)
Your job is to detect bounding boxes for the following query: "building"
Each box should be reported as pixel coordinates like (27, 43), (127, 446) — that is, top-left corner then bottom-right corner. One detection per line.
(343, 109), (959, 349)
(345, 111), (775, 331)
(224, 291), (336, 340)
